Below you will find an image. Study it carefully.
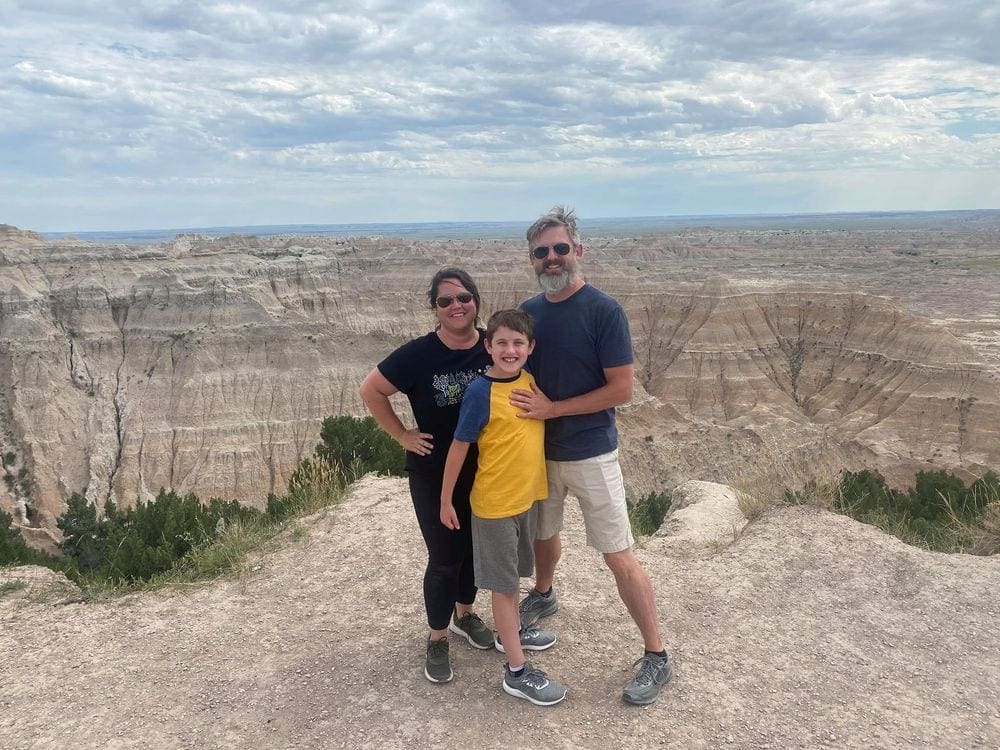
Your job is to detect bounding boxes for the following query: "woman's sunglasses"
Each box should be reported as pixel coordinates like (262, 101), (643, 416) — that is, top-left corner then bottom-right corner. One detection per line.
(435, 293), (475, 308)
(531, 242), (573, 259)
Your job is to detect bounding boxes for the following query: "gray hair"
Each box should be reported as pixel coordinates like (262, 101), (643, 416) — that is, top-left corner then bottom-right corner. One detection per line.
(526, 205), (581, 246)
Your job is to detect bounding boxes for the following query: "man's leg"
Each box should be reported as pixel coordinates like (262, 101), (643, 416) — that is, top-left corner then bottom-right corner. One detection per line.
(603, 548), (663, 653)
(532, 533), (561, 593)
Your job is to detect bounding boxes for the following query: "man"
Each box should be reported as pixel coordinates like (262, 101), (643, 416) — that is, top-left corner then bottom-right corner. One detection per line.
(510, 205), (671, 705)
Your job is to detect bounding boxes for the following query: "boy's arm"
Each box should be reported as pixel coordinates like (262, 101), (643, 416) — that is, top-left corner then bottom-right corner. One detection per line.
(440, 439), (472, 530)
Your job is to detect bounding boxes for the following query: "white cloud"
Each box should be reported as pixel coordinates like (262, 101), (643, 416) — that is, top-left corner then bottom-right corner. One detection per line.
(0, 0), (997, 230)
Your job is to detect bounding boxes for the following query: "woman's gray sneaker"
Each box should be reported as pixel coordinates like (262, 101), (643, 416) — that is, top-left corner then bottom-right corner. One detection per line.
(424, 638), (453, 683)
(503, 662), (568, 706)
(449, 612), (494, 650)
(518, 587), (558, 627)
(494, 627), (557, 653)
(622, 652), (672, 705)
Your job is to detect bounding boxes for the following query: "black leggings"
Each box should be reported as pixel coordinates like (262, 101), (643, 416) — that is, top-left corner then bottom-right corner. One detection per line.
(408, 463), (478, 631)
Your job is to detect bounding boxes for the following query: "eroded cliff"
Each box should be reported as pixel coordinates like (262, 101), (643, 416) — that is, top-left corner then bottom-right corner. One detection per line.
(1, 223), (998, 537)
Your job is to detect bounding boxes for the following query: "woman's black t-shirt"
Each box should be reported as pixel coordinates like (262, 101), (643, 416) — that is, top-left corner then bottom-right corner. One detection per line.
(377, 330), (490, 475)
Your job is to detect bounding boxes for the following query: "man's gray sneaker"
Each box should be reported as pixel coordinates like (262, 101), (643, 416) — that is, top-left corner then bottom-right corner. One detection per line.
(449, 612), (494, 650)
(494, 627), (557, 653)
(503, 662), (568, 706)
(424, 638), (453, 683)
(518, 587), (558, 627)
(622, 652), (672, 705)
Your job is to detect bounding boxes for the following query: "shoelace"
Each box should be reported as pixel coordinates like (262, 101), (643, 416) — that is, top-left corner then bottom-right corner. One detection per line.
(632, 655), (664, 686)
(519, 667), (549, 688)
(428, 639), (449, 657)
(518, 589), (546, 612)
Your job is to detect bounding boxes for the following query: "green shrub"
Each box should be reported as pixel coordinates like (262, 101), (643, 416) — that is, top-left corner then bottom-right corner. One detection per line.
(57, 493), (112, 573)
(786, 468), (1000, 555)
(628, 490), (673, 536)
(1, 507), (64, 568)
(58, 490), (261, 584)
(315, 415), (405, 482)
(43, 414), (387, 591)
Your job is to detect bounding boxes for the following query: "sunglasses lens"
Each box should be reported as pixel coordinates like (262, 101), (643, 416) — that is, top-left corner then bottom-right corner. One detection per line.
(436, 293), (473, 308)
(532, 243), (572, 259)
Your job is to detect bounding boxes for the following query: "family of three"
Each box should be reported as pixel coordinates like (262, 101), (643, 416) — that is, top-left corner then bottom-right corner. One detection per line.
(359, 206), (671, 707)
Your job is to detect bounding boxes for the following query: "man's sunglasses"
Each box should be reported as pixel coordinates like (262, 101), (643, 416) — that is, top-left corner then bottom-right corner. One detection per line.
(435, 293), (475, 308)
(531, 242), (573, 259)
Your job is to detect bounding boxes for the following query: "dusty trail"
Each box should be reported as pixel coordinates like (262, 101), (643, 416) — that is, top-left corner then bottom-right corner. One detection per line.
(2, 475), (999, 749)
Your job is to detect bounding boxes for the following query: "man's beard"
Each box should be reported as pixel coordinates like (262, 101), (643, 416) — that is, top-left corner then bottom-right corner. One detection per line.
(536, 263), (581, 294)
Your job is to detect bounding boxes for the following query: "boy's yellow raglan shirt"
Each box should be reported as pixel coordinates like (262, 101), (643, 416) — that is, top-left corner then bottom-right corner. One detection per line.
(453, 370), (547, 519)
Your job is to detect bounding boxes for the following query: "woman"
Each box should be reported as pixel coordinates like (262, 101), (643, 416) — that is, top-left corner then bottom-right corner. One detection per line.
(359, 267), (493, 684)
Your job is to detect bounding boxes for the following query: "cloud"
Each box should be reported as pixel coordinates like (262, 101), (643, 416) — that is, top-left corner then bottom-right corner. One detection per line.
(0, 0), (997, 230)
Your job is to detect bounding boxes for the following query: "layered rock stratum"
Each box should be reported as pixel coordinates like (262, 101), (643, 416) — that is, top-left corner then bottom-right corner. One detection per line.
(1, 218), (998, 539)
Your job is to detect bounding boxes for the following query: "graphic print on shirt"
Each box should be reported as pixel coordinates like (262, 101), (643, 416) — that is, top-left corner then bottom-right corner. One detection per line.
(432, 367), (488, 407)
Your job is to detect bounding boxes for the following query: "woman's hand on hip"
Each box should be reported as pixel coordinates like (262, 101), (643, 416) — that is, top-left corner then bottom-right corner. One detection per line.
(398, 428), (433, 455)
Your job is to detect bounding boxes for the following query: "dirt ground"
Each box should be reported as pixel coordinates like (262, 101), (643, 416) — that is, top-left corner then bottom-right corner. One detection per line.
(2, 475), (998, 749)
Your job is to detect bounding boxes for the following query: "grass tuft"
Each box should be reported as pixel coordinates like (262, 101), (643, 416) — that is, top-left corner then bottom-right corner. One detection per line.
(0, 579), (28, 598)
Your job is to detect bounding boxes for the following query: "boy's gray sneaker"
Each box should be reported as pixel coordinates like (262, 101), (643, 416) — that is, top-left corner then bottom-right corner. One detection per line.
(449, 612), (494, 650)
(518, 587), (558, 627)
(503, 662), (568, 706)
(424, 638), (453, 684)
(494, 627), (557, 653)
(622, 652), (672, 705)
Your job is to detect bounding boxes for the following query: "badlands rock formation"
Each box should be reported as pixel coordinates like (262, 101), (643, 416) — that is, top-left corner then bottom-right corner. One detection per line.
(1, 220), (998, 538)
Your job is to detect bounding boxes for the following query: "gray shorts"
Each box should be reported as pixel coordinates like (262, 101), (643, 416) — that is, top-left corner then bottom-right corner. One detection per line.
(536, 449), (635, 553)
(472, 505), (538, 594)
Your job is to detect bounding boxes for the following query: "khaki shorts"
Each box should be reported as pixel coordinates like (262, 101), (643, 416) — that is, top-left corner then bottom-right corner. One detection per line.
(536, 450), (634, 553)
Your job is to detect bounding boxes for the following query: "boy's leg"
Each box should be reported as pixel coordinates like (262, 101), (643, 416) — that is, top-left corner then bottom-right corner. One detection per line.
(493, 591), (525, 667)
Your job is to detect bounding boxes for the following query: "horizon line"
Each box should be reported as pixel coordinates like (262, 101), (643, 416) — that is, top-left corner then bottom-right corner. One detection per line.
(34, 206), (1000, 239)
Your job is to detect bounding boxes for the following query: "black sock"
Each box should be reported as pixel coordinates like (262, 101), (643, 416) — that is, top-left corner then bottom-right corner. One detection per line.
(646, 649), (668, 658)
(536, 586), (552, 597)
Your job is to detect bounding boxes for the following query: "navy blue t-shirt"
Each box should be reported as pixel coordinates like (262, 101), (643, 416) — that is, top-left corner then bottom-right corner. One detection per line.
(377, 330), (491, 474)
(521, 284), (633, 461)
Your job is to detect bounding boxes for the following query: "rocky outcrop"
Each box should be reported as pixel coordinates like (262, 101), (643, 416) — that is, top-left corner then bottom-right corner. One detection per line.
(655, 480), (748, 552)
(1, 227), (997, 534)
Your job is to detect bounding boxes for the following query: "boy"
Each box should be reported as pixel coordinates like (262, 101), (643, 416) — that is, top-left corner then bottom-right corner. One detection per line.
(440, 309), (568, 706)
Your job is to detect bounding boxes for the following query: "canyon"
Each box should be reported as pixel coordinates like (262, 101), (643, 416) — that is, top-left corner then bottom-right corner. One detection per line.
(1, 215), (998, 544)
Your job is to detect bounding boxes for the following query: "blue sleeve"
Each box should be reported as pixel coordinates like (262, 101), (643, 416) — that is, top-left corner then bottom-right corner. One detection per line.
(454, 378), (490, 442)
(597, 304), (633, 368)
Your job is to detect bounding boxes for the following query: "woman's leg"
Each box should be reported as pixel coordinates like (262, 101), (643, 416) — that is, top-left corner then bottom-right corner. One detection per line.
(408, 470), (476, 635)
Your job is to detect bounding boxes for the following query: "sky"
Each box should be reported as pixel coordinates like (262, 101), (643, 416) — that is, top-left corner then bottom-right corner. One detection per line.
(1, 1), (998, 232)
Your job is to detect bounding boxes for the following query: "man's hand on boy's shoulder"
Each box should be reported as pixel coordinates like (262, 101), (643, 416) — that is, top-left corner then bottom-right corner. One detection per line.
(510, 382), (556, 420)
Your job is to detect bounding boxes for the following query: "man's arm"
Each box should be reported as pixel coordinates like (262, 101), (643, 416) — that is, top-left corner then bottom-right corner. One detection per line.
(509, 363), (633, 420)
